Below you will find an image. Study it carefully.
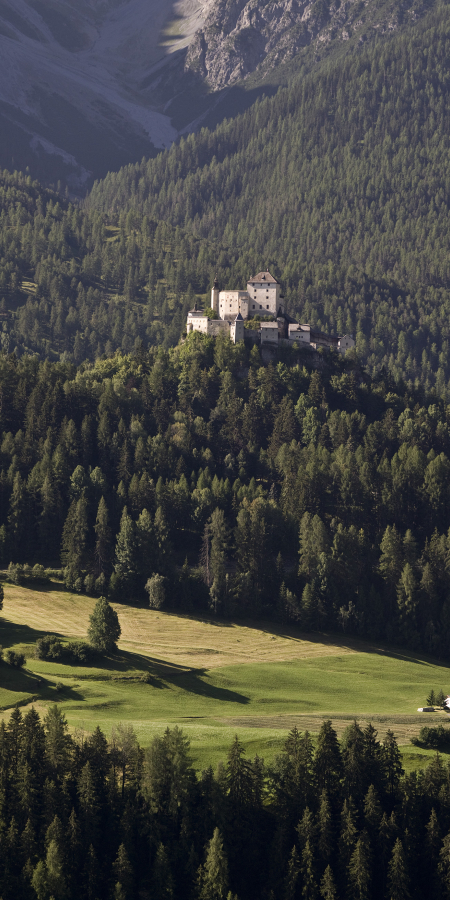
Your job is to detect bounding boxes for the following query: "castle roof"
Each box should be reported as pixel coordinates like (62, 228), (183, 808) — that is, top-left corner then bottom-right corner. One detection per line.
(235, 312), (244, 321)
(248, 271), (279, 284)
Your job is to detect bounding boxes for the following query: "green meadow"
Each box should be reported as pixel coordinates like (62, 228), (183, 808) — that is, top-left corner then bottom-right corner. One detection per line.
(1, 583), (449, 771)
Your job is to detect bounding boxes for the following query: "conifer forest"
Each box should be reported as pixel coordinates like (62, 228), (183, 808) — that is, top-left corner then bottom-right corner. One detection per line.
(4, 0), (450, 897)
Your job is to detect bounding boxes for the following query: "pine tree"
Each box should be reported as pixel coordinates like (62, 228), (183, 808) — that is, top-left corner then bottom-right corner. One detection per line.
(94, 496), (112, 576)
(348, 832), (371, 900)
(61, 495), (88, 572)
(339, 797), (358, 877)
(396, 563), (419, 646)
(438, 830), (450, 900)
(301, 838), (318, 900)
(198, 828), (229, 900)
(318, 790), (333, 864)
(112, 843), (134, 900)
(114, 507), (140, 599)
(44, 704), (71, 774)
(381, 731), (404, 797)
(363, 784), (382, 836)
(284, 846), (300, 900)
(84, 844), (101, 900)
(32, 859), (48, 900)
(87, 596), (121, 653)
(78, 761), (100, 847)
(387, 838), (410, 900)
(320, 866), (337, 900)
(151, 842), (174, 900)
(313, 721), (342, 796)
(46, 838), (67, 900)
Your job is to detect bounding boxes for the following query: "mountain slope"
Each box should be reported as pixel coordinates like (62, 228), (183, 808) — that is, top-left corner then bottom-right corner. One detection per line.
(0, 0), (439, 188)
(86, 2), (450, 392)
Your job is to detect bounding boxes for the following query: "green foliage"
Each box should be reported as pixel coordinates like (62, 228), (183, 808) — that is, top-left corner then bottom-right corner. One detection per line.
(3, 648), (25, 667)
(34, 635), (95, 663)
(145, 573), (166, 609)
(411, 725), (450, 749)
(87, 597), (121, 653)
(0, 710), (446, 900)
(4, 342), (450, 654)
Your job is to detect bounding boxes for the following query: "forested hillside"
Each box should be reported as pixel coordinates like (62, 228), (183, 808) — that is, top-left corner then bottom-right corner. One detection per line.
(3, 5), (450, 392)
(2, 708), (450, 900)
(87, 1), (450, 395)
(2, 337), (450, 657)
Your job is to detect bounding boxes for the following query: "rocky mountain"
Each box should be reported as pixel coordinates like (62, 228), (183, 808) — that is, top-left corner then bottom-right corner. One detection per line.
(184, 0), (431, 89)
(0, 0), (201, 188)
(0, 0), (434, 188)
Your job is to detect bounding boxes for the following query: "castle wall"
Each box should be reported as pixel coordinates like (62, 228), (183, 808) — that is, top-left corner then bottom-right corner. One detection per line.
(219, 291), (249, 319)
(187, 313), (230, 337)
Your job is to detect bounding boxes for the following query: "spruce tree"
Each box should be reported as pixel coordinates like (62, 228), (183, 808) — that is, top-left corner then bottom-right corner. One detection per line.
(348, 832), (371, 900)
(318, 790), (333, 864)
(320, 866), (337, 900)
(112, 843), (134, 900)
(113, 507), (140, 599)
(313, 721), (342, 796)
(198, 828), (229, 900)
(87, 596), (121, 653)
(151, 842), (174, 900)
(387, 839), (410, 900)
(438, 831), (450, 900)
(94, 496), (112, 577)
(284, 846), (300, 900)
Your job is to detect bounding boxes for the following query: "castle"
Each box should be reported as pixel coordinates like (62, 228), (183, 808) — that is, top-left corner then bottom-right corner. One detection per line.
(186, 271), (355, 354)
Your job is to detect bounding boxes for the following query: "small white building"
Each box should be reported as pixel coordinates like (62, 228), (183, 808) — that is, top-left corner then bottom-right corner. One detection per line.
(260, 322), (279, 345)
(288, 323), (312, 345)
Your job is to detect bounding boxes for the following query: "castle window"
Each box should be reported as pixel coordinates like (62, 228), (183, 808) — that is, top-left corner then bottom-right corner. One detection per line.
(252, 305), (255, 309)
(266, 305), (269, 309)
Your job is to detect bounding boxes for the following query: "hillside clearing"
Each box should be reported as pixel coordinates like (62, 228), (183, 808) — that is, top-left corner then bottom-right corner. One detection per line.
(1, 583), (449, 770)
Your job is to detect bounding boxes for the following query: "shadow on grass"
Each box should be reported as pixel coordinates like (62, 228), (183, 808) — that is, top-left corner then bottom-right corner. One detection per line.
(113, 648), (249, 705)
(0, 662), (85, 708)
(0, 619), (249, 706)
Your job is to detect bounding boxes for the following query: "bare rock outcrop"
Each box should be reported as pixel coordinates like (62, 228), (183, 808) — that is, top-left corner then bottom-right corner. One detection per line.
(185, 0), (427, 90)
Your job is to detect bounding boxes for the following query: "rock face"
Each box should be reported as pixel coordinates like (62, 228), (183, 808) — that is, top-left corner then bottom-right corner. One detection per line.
(0, 0), (433, 187)
(185, 0), (427, 89)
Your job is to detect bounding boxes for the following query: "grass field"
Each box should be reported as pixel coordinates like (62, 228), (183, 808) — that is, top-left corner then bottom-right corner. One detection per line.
(1, 582), (450, 771)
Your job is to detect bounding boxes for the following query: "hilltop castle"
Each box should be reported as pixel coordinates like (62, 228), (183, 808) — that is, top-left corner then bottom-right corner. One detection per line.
(186, 271), (355, 354)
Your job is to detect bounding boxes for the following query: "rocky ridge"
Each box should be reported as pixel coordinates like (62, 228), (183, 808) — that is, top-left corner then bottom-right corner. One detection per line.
(185, 0), (431, 89)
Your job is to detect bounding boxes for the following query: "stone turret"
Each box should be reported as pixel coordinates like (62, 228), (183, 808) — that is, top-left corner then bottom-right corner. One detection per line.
(230, 312), (244, 344)
(211, 275), (220, 314)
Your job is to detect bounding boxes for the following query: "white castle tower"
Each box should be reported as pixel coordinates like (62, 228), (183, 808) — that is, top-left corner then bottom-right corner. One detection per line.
(211, 275), (220, 314)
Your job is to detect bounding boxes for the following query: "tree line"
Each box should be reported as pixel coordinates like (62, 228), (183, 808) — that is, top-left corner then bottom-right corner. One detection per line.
(2, 336), (450, 656)
(2, 705), (450, 900)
